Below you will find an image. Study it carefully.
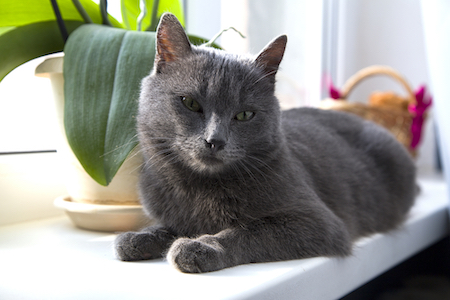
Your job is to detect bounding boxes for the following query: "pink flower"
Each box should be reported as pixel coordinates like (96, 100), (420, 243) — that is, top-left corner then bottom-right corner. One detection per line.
(323, 73), (341, 99)
(409, 85), (432, 149)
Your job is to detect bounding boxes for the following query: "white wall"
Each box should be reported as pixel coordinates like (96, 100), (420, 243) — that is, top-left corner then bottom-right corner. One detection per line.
(184, 0), (221, 41)
(336, 0), (430, 93)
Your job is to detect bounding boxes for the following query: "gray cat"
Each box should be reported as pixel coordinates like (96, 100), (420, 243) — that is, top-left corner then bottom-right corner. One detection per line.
(114, 13), (416, 273)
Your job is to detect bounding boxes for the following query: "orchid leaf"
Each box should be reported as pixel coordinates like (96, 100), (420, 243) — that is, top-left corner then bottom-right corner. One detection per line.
(63, 24), (155, 185)
(0, 21), (84, 81)
(0, 0), (123, 81)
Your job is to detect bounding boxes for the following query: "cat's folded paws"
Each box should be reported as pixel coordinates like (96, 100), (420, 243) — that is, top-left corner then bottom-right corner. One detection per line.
(167, 236), (227, 273)
(115, 231), (162, 261)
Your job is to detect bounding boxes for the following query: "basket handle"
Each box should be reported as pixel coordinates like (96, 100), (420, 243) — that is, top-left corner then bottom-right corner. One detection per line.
(340, 65), (416, 104)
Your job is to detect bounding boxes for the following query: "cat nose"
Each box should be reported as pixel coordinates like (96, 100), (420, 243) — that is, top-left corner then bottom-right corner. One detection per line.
(205, 138), (226, 152)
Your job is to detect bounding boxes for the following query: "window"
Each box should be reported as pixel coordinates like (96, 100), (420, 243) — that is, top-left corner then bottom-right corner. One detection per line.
(0, 0), (439, 226)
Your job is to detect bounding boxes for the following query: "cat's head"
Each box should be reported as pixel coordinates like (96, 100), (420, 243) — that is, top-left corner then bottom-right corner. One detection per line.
(138, 13), (287, 175)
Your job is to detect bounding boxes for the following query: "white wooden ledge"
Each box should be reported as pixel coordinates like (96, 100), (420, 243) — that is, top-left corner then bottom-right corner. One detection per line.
(0, 177), (448, 300)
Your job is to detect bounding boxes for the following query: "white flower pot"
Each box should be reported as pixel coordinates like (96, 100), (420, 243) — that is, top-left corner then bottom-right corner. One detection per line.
(35, 55), (149, 231)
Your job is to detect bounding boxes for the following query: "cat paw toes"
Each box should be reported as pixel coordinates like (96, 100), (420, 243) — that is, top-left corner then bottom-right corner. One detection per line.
(114, 232), (156, 261)
(167, 237), (226, 273)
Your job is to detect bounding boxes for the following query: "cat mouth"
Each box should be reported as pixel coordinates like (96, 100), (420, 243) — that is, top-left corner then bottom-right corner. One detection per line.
(199, 154), (224, 165)
(190, 153), (226, 173)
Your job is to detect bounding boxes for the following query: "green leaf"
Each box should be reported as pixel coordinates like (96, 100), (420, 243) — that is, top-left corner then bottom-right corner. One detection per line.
(0, 0), (123, 81)
(104, 30), (156, 183)
(121, 0), (184, 31)
(0, 0), (100, 27)
(0, 21), (84, 81)
(64, 24), (156, 186)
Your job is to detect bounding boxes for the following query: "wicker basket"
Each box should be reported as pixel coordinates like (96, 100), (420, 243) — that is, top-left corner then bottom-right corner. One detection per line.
(320, 65), (421, 156)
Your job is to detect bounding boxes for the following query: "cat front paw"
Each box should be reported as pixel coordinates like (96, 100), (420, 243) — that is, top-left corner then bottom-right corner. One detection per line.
(167, 236), (227, 273)
(115, 231), (162, 261)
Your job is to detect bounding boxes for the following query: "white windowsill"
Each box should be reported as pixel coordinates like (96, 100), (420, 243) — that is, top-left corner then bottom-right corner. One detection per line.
(0, 152), (67, 226)
(0, 177), (448, 300)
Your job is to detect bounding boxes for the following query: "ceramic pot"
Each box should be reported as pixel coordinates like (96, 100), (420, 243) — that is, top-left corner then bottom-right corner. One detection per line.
(35, 55), (149, 231)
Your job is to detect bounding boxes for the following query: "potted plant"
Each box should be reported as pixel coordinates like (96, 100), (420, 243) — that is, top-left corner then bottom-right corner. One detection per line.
(0, 0), (211, 231)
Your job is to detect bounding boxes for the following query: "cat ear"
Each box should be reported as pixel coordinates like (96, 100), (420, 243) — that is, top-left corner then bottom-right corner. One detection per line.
(155, 13), (192, 71)
(254, 35), (287, 80)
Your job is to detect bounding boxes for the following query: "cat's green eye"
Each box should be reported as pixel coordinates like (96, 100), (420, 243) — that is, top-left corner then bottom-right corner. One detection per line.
(235, 111), (255, 121)
(181, 96), (202, 112)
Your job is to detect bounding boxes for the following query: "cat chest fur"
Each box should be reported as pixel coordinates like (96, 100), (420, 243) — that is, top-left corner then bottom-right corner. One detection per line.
(139, 168), (271, 236)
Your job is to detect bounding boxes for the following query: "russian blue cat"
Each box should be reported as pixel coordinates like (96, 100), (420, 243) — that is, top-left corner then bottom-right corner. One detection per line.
(114, 13), (416, 273)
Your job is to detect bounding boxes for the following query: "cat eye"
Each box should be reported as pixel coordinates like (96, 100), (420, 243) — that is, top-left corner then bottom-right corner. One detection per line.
(235, 111), (255, 121)
(180, 96), (202, 112)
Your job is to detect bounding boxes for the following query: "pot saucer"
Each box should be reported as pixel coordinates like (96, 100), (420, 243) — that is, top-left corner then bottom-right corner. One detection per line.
(54, 196), (153, 232)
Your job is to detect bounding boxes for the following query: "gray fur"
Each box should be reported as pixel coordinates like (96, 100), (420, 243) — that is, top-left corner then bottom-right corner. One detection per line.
(114, 13), (416, 273)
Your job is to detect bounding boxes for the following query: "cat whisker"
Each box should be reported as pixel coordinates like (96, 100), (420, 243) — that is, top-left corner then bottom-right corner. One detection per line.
(124, 147), (143, 160)
(236, 160), (259, 184)
(143, 137), (176, 141)
(100, 142), (139, 158)
(156, 153), (180, 173)
(99, 134), (140, 157)
(140, 138), (175, 153)
(229, 162), (246, 184)
(246, 154), (274, 173)
(148, 148), (174, 163)
(118, 150), (145, 175)
(235, 161), (274, 198)
(127, 161), (146, 175)
(150, 145), (172, 160)
(246, 154), (285, 184)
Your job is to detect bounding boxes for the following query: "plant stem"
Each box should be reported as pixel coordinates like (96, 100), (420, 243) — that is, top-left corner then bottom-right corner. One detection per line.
(50, 0), (69, 43)
(100, 0), (113, 26)
(71, 0), (92, 23)
(146, 0), (160, 31)
(137, 0), (147, 31)
(203, 27), (246, 48)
